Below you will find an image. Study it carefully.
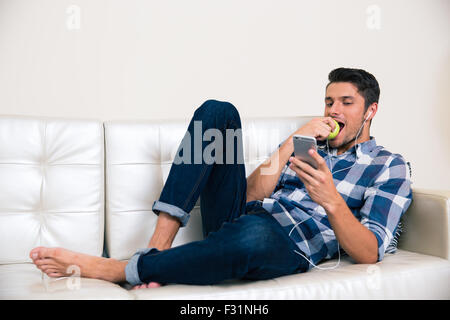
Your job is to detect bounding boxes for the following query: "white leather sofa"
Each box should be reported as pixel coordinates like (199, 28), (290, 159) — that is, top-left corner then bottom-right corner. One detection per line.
(0, 114), (449, 300)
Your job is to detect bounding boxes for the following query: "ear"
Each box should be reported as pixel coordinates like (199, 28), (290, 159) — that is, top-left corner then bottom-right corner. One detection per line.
(365, 103), (378, 121)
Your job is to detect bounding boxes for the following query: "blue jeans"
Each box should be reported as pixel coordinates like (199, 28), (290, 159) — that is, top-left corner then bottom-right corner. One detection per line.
(125, 100), (307, 285)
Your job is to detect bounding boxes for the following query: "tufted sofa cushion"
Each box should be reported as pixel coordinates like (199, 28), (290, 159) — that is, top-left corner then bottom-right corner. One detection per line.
(0, 116), (105, 264)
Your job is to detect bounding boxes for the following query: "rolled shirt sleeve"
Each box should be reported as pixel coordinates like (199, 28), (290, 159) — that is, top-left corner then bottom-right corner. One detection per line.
(359, 154), (413, 261)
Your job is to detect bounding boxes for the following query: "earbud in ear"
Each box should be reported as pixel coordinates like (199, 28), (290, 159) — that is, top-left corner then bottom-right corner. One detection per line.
(365, 110), (373, 121)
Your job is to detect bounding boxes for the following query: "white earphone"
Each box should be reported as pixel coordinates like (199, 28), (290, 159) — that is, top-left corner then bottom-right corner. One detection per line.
(289, 107), (374, 270)
(326, 109), (372, 176)
(289, 215), (342, 270)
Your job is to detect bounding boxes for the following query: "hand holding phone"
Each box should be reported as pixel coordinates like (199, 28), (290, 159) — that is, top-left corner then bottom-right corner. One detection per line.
(293, 135), (318, 169)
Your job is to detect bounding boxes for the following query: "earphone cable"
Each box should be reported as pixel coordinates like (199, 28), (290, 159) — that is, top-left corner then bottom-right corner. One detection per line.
(289, 117), (369, 270)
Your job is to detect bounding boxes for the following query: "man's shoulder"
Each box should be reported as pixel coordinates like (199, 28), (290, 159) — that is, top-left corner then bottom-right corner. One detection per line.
(367, 143), (409, 168)
(365, 143), (412, 185)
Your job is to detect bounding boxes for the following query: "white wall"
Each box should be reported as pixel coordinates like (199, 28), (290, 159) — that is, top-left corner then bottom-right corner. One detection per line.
(0, 0), (449, 190)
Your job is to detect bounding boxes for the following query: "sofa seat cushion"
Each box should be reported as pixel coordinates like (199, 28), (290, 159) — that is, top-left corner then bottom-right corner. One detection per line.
(0, 263), (134, 300)
(129, 250), (450, 300)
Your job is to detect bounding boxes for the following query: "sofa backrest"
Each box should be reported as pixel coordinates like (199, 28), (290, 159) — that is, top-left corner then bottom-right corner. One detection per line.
(3, 115), (444, 264)
(104, 116), (313, 259)
(0, 116), (105, 264)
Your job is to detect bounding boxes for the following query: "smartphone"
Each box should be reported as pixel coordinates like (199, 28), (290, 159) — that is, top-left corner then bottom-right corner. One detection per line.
(293, 135), (318, 169)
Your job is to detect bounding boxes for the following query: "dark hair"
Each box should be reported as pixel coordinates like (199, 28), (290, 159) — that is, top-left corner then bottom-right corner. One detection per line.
(327, 68), (380, 110)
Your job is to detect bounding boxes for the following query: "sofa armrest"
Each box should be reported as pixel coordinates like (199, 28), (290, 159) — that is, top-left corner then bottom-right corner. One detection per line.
(398, 188), (450, 260)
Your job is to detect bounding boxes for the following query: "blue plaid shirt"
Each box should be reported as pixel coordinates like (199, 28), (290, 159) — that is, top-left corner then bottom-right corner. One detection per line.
(249, 137), (412, 270)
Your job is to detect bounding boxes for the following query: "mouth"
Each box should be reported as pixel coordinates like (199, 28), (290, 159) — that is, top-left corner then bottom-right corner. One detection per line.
(334, 119), (345, 135)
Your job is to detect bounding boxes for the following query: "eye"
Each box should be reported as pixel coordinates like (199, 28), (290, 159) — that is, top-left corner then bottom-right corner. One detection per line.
(343, 102), (353, 106)
(325, 102), (333, 107)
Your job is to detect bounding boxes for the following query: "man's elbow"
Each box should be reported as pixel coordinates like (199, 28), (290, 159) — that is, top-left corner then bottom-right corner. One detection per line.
(355, 230), (379, 264)
(246, 192), (257, 203)
(357, 257), (378, 265)
(355, 250), (378, 264)
(246, 188), (264, 203)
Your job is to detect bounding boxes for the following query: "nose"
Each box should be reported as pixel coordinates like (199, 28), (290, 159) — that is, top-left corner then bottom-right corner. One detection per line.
(327, 101), (342, 117)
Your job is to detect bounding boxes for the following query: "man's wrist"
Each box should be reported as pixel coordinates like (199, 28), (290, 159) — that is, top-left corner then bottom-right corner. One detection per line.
(284, 134), (294, 148)
(323, 193), (346, 217)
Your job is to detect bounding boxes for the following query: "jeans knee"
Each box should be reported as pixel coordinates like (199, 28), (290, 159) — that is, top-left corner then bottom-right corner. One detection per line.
(195, 99), (240, 123)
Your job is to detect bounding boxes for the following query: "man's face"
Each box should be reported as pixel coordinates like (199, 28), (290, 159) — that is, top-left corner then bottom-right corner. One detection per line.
(324, 82), (367, 152)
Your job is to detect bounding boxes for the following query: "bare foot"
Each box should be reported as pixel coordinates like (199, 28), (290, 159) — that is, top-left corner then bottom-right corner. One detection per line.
(30, 247), (127, 283)
(132, 282), (162, 290)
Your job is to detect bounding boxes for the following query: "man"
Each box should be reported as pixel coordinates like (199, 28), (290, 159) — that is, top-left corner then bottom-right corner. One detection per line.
(29, 68), (412, 289)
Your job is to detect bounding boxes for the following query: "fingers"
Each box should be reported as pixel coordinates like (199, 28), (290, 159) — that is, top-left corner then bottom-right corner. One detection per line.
(307, 149), (327, 170)
(289, 156), (316, 177)
(315, 121), (333, 140)
(289, 156), (319, 189)
(296, 117), (335, 140)
(322, 117), (337, 131)
(290, 161), (316, 186)
(290, 149), (327, 174)
(289, 150), (328, 179)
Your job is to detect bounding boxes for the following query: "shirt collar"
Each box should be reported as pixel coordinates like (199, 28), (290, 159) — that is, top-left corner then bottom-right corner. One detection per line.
(318, 136), (377, 157)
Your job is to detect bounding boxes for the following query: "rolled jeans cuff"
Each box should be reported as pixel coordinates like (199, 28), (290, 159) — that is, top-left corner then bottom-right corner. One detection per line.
(152, 200), (190, 227)
(125, 248), (157, 286)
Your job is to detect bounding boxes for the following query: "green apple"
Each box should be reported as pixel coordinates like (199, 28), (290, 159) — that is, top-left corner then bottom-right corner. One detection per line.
(327, 120), (340, 140)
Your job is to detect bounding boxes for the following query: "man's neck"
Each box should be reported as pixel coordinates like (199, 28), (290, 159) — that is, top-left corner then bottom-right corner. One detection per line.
(337, 131), (371, 155)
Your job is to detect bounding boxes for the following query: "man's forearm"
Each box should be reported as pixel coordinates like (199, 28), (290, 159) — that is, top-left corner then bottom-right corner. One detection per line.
(247, 117), (335, 202)
(246, 135), (295, 202)
(325, 197), (378, 264)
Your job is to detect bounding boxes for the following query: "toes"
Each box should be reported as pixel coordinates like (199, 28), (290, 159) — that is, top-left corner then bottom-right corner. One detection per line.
(46, 270), (64, 278)
(43, 268), (58, 274)
(132, 282), (161, 290)
(48, 272), (64, 278)
(148, 282), (161, 288)
(39, 265), (64, 278)
(30, 247), (45, 260)
(33, 258), (60, 274)
(34, 258), (55, 267)
(30, 247), (57, 261)
(38, 264), (55, 272)
(134, 284), (147, 290)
